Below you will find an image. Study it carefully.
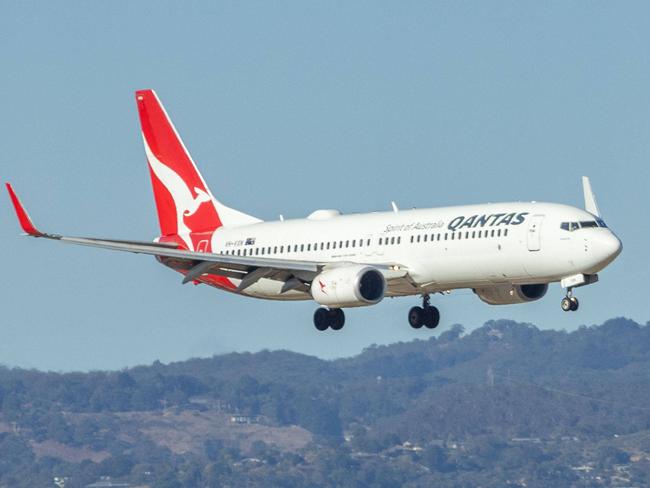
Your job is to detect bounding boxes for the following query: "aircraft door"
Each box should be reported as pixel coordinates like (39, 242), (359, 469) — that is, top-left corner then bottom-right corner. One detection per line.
(527, 215), (544, 251)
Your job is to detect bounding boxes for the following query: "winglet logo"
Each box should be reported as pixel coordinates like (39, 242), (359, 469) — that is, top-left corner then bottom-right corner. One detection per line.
(319, 280), (327, 294)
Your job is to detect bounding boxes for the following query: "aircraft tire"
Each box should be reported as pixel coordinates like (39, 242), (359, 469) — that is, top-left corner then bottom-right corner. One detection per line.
(561, 297), (572, 312)
(423, 306), (440, 329)
(314, 307), (330, 331)
(408, 306), (425, 329)
(329, 308), (345, 330)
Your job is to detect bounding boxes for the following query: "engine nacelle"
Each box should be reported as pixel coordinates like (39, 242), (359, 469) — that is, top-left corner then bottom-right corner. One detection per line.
(474, 283), (548, 305)
(311, 265), (386, 308)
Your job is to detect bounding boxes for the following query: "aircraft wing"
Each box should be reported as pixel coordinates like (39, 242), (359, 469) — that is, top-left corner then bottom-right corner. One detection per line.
(6, 184), (408, 291)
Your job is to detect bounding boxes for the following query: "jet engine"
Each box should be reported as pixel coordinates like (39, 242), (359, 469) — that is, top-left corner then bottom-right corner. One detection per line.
(311, 265), (386, 308)
(473, 284), (548, 305)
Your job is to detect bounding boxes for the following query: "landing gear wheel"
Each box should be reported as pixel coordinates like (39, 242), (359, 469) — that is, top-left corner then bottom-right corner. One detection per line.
(314, 307), (330, 331)
(408, 306), (425, 329)
(423, 306), (440, 329)
(329, 308), (345, 330)
(569, 297), (579, 311)
(561, 297), (572, 312)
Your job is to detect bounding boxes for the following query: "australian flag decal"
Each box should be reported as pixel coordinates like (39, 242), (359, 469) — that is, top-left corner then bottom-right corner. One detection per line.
(245, 237), (256, 245)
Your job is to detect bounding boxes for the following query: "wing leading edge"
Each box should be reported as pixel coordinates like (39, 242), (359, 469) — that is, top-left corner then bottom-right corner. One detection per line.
(5, 184), (407, 292)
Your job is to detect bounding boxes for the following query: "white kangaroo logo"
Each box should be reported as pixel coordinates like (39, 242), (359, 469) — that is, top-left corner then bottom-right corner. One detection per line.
(184, 187), (211, 217)
(144, 139), (213, 251)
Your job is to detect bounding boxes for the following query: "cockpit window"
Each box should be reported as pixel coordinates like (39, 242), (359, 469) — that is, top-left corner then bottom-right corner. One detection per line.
(561, 222), (580, 231)
(560, 219), (606, 231)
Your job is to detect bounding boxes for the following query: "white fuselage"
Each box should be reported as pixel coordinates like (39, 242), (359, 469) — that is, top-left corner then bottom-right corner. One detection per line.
(195, 201), (621, 301)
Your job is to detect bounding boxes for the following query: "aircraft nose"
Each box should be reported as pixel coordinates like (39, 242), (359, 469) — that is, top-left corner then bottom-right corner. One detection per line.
(591, 231), (622, 264)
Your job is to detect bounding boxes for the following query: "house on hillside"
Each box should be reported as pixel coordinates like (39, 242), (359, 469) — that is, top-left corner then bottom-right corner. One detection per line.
(229, 415), (259, 424)
(85, 477), (131, 488)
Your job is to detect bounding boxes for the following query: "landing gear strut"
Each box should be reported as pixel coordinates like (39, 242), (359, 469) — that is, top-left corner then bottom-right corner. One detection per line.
(561, 289), (579, 312)
(313, 307), (345, 331)
(408, 294), (440, 329)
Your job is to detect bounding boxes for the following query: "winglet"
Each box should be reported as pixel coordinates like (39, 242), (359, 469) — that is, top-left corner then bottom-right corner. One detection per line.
(581, 176), (601, 217)
(5, 183), (44, 236)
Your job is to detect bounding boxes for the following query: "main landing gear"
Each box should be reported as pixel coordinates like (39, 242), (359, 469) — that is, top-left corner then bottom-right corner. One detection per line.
(313, 307), (345, 331)
(561, 289), (579, 312)
(408, 294), (440, 329)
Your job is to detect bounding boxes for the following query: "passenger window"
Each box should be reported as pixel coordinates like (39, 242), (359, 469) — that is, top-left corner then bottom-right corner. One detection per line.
(491, 230), (495, 237)
(379, 238), (383, 245)
(397, 236), (401, 244)
(416, 235), (420, 243)
(345, 240), (349, 248)
(300, 244), (304, 252)
(504, 229), (508, 237)
(471, 231), (475, 239)
(391, 237), (395, 245)
(367, 239), (371, 246)
(465, 232), (469, 239)
(444, 233), (448, 240)
(339, 241), (343, 248)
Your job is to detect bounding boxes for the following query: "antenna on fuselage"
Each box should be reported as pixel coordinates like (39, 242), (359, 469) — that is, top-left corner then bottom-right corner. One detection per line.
(391, 201), (399, 213)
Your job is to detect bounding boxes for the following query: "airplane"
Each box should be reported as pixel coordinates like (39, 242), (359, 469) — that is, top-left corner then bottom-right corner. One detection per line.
(6, 89), (622, 331)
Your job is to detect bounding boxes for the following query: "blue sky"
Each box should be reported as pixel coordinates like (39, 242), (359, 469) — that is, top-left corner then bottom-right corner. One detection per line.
(1, 2), (648, 371)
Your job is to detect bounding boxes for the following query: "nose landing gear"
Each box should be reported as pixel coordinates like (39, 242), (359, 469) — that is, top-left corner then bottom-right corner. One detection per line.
(408, 294), (440, 329)
(313, 307), (345, 331)
(561, 290), (579, 312)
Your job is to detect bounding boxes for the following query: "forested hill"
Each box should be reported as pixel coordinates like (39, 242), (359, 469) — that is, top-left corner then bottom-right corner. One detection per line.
(2, 317), (650, 488)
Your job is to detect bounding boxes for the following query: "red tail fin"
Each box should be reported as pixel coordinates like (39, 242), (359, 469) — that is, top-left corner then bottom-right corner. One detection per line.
(136, 90), (222, 245)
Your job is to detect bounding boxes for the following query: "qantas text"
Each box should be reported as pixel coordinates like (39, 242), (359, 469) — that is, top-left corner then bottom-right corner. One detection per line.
(447, 212), (529, 231)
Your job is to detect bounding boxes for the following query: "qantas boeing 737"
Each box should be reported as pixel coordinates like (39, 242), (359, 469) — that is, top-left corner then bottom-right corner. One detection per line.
(6, 90), (622, 331)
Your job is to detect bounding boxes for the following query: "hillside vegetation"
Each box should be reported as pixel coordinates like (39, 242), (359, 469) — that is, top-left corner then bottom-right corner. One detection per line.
(1, 317), (650, 487)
